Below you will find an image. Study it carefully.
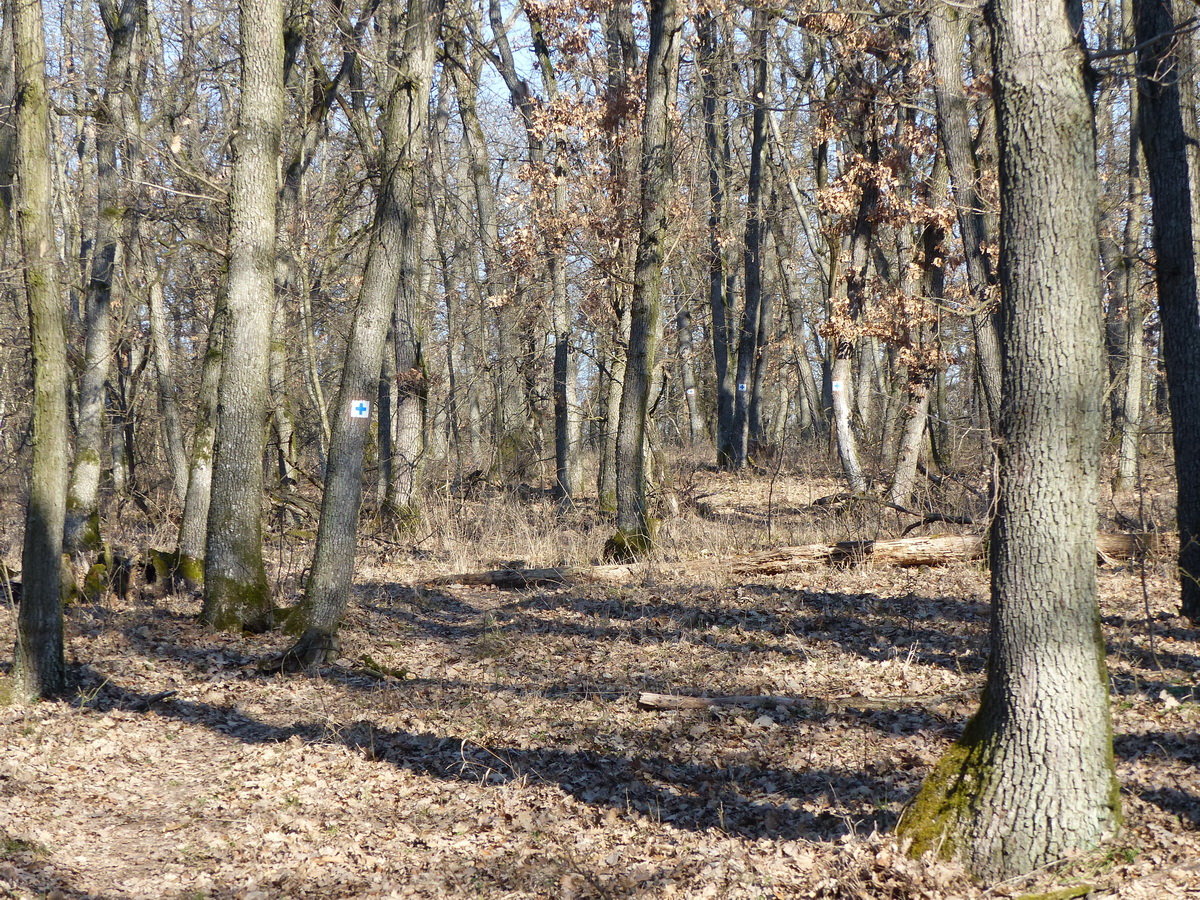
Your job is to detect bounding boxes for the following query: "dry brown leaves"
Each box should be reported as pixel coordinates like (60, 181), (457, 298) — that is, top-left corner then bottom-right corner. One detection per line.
(0, 476), (1196, 900)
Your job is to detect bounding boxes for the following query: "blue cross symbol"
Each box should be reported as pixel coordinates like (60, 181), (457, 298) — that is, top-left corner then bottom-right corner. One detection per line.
(354, 402), (369, 416)
(351, 400), (371, 419)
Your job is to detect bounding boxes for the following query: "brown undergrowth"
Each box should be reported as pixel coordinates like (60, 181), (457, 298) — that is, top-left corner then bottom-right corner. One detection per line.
(0, 464), (1196, 899)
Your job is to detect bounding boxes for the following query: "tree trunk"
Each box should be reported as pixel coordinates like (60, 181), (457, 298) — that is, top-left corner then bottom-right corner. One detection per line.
(63, 0), (142, 557)
(676, 304), (704, 444)
(927, 2), (1003, 444)
(1134, 0), (1200, 622)
(699, 12), (736, 467)
(145, 243), (189, 502)
(174, 296), (224, 590)
(832, 193), (873, 493)
(201, 0), (284, 632)
(13, 0), (69, 699)
(285, 0), (442, 667)
(890, 157), (948, 506)
(898, 0), (1119, 876)
(1113, 26), (1145, 494)
(605, 0), (680, 560)
(732, 8), (768, 469)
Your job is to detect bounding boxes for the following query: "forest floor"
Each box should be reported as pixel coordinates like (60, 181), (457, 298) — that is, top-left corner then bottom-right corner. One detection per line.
(0, 463), (1198, 899)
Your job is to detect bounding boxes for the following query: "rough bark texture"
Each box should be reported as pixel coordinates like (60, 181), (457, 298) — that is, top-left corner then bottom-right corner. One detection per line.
(13, 0), (69, 699)
(898, 0), (1119, 876)
(1134, 0), (1200, 622)
(201, 0), (284, 632)
(607, 0), (680, 560)
(285, 0), (442, 667)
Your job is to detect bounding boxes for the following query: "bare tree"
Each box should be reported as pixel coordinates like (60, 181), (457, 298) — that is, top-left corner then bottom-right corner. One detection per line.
(605, 0), (681, 560)
(898, 0), (1119, 875)
(201, 0), (285, 631)
(283, 0), (443, 667)
(13, 0), (69, 698)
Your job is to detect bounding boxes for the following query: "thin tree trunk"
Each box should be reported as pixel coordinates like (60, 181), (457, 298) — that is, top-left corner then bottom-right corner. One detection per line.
(1114, 17), (1145, 494)
(63, 0), (142, 556)
(606, 0), (680, 560)
(699, 12), (735, 467)
(927, 2), (1003, 443)
(145, 244), (188, 502)
(732, 8), (769, 469)
(676, 304), (704, 444)
(13, 0), (69, 699)
(285, 0), (443, 666)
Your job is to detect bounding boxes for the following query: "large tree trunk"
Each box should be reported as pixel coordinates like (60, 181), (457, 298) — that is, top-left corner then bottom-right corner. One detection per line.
(201, 0), (284, 632)
(284, 0), (442, 667)
(13, 0), (69, 699)
(898, 0), (1119, 876)
(605, 0), (681, 560)
(1134, 0), (1200, 623)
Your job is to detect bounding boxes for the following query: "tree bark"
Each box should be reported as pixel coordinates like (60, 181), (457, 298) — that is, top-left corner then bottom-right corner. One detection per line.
(1134, 0), (1200, 622)
(145, 243), (189, 503)
(732, 8), (769, 469)
(284, 0), (443, 666)
(63, 0), (143, 557)
(201, 0), (284, 632)
(927, 2), (1003, 444)
(699, 12), (736, 468)
(605, 0), (681, 560)
(13, 0), (69, 699)
(898, 0), (1119, 876)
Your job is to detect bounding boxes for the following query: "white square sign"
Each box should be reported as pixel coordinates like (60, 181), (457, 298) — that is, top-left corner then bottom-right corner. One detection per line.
(350, 400), (371, 419)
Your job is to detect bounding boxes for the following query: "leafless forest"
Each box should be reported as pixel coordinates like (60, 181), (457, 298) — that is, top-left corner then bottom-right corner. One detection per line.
(1, 0), (1199, 897)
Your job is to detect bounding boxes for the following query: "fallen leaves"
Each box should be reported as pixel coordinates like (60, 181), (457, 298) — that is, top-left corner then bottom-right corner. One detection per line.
(0, 515), (1196, 898)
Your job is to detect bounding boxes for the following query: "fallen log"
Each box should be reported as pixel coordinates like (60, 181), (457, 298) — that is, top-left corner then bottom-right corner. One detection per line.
(730, 531), (1157, 576)
(429, 532), (1157, 588)
(636, 690), (975, 714)
(427, 563), (641, 588)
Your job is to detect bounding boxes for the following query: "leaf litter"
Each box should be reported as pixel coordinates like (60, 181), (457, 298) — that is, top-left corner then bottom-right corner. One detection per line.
(0, 496), (1198, 899)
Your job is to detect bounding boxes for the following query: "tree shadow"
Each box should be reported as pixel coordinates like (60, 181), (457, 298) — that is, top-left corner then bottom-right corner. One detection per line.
(353, 579), (991, 675)
(77, 672), (918, 843)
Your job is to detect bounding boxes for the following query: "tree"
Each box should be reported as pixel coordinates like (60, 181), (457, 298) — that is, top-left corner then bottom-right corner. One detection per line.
(605, 0), (681, 560)
(200, 0), (284, 631)
(63, 0), (145, 558)
(12, 0), (69, 699)
(927, 1), (1003, 444)
(897, 0), (1119, 877)
(1134, 0), (1200, 623)
(283, 0), (443, 667)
